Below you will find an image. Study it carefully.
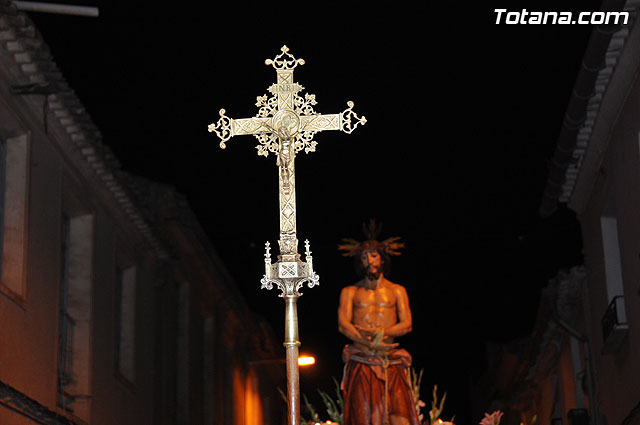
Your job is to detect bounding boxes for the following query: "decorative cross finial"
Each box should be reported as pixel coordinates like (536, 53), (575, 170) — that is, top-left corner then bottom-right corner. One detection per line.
(264, 45), (305, 70)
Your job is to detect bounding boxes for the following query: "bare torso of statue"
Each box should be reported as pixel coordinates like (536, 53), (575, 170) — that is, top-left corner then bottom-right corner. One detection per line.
(353, 282), (398, 327)
(339, 250), (412, 355)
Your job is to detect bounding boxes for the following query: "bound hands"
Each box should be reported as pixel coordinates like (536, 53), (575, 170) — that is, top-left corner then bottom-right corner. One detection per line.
(354, 324), (399, 355)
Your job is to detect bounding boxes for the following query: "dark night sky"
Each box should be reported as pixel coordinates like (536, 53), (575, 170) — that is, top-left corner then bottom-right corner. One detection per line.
(26, 1), (598, 421)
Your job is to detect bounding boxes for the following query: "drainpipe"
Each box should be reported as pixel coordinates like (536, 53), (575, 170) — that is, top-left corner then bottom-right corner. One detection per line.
(13, 1), (99, 17)
(552, 315), (600, 425)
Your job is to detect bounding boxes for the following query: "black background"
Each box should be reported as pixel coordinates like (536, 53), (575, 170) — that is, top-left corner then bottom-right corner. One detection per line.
(28, 1), (598, 421)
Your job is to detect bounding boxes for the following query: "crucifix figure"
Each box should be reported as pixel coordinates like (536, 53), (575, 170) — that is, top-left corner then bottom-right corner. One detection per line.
(208, 45), (366, 425)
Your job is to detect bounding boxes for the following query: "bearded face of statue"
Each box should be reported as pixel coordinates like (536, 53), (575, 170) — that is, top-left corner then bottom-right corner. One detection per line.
(360, 250), (383, 280)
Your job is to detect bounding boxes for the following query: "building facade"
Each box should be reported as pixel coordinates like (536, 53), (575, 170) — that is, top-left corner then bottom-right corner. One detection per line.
(476, 1), (640, 424)
(0, 1), (283, 424)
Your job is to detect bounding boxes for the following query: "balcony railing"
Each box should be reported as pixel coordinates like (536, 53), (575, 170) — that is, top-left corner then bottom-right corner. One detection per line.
(601, 295), (628, 354)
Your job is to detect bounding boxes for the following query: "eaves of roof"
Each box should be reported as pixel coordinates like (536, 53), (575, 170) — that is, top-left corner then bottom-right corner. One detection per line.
(0, 378), (77, 424)
(0, 0), (170, 260)
(539, 0), (640, 217)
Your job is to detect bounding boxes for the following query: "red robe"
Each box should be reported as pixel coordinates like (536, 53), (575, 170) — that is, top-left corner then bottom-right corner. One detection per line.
(341, 345), (420, 425)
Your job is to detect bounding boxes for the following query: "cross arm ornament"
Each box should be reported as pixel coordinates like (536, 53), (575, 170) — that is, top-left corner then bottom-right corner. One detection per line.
(208, 46), (366, 157)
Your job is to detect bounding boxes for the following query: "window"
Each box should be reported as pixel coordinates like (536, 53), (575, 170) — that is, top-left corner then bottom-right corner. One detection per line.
(115, 265), (136, 383)
(203, 316), (215, 425)
(600, 216), (625, 302)
(600, 215), (629, 353)
(0, 134), (29, 302)
(57, 214), (94, 421)
(176, 281), (190, 424)
(58, 216), (72, 408)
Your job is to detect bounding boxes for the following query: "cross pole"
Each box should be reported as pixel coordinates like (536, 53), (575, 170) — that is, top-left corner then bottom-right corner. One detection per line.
(208, 45), (365, 425)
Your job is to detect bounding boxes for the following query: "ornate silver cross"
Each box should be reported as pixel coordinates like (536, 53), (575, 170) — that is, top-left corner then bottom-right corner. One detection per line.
(208, 45), (365, 425)
(209, 45), (366, 294)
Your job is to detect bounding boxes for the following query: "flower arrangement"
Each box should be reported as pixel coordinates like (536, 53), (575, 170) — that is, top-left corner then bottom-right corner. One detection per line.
(282, 370), (501, 425)
(479, 411), (503, 425)
(291, 369), (458, 425)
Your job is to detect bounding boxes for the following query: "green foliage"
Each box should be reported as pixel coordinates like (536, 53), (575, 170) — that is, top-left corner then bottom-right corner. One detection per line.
(428, 384), (455, 425)
(303, 393), (321, 423)
(316, 377), (343, 423)
(278, 387), (314, 424)
(279, 381), (342, 425)
(411, 367), (426, 421)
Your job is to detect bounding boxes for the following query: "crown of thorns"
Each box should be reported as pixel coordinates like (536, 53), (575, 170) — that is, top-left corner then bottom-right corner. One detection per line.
(338, 219), (404, 257)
